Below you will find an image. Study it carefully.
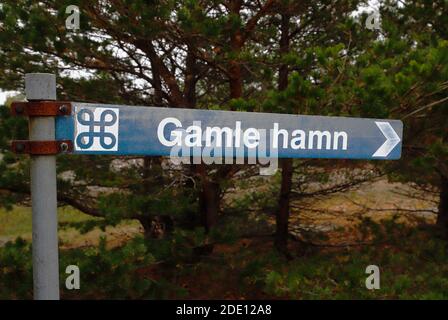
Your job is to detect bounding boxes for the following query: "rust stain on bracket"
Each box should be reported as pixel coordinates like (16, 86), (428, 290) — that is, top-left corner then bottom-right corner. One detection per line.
(11, 101), (72, 117)
(12, 140), (73, 155)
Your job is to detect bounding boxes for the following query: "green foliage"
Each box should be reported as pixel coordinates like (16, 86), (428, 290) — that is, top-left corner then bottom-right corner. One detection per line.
(61, 236), (157, 299)
(239, 220), (448, 299)
(0, 236), (185, 299)
(0, 238), (33, 299)
(0, 102), (29, 209)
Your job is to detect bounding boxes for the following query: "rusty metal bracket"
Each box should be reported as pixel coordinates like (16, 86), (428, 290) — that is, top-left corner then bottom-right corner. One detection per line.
(12, 140), (73, 155)
(11, 101), (72, 117)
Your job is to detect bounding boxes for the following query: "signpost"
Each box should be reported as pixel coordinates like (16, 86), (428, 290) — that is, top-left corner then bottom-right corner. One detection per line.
(11, 73), (403, 300)
(24, 74), (60, 300)
(55, 102), (402, 159)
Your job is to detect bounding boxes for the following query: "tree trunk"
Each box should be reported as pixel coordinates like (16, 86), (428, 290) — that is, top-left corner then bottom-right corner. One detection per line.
(137, 217), (153, 239)
(276, 158), (293, 253)
(139, 156), (173, 239)
(196, 163), (221, 233)
(138, 68), (169, 239)
(193, 1), (244, 233)
(275, 13), (293, 255)
(184, 44), (222, 233)
(229, 0), (243, 104)
(437, 174), (448, 238)
(200, 181), (221, 233)
(137, 215), (173, 239)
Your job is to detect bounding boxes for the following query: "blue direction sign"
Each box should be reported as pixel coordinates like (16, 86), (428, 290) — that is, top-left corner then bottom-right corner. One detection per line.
(55, 102), (403, 160)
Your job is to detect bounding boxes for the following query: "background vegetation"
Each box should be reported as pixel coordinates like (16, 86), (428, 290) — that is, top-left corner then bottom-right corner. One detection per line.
(0, 0), (447, 299)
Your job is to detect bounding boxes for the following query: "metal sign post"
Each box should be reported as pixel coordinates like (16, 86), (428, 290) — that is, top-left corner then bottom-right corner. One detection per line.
(10, 73), (404, 299)
(25, 73), (60, 300)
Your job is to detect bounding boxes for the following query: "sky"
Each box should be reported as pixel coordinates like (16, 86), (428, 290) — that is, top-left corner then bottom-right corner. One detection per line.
(0, 90), (20, 105)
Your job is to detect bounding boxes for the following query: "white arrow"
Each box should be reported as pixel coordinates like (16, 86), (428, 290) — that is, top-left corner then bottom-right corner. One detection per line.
(372, 121), (401, 157)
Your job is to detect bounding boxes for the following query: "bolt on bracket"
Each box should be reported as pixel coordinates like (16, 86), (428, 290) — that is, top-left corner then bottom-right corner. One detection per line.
(12, 140), (73, 155)
(11, 101), (72, 117)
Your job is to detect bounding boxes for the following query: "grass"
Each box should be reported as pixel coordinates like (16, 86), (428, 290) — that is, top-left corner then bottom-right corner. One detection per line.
(0, 206), (94, 238)
(0, 206), (141, 248)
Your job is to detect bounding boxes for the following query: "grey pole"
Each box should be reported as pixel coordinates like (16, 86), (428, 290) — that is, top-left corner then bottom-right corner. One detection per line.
(25, 73), (60, 300)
